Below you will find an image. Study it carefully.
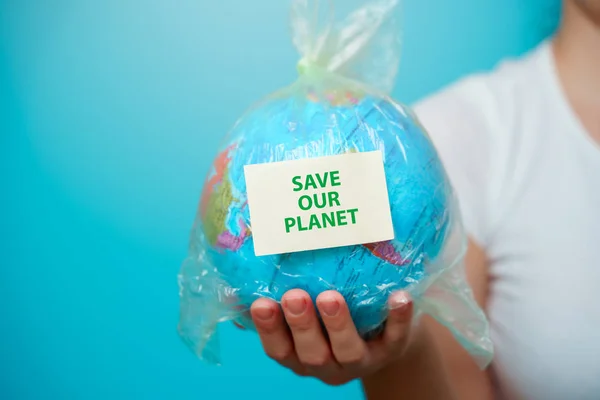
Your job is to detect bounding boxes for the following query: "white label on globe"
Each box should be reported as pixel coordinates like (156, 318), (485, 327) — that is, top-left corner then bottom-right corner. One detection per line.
(243, 150), (394, 257)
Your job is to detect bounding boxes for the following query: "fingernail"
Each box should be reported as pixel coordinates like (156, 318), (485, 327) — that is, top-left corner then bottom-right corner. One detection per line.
(389, 292), (411, 311)
(319, 299), (340, 317)
(233, 321), (247, 330)
(253, 306), (274, 321)
(284, 297), (307, 316)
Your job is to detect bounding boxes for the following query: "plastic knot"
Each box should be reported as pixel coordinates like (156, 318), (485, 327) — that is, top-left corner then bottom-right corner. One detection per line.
(297, 57), (317, 75)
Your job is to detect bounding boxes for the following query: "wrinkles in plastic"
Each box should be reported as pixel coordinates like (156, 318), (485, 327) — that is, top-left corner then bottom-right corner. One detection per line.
(177, 0), (494, 370)
(292, 0), (402, 94)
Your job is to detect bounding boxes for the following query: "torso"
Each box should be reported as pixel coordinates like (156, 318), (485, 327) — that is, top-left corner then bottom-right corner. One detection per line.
(415, 41), (600, 400)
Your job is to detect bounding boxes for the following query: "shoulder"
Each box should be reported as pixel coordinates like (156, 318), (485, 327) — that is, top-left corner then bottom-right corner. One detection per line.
(413, 42), (549, 146)
(409, 41), (551, 246)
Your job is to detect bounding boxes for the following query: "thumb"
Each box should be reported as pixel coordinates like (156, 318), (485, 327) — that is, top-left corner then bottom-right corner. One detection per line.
(383, 291), (413, 348)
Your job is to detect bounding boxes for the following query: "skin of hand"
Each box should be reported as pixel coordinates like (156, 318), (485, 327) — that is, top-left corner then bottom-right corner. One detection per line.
(248, 289), (414, 386)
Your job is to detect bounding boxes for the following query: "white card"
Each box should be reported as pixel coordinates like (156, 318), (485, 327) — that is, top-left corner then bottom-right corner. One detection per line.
(243, 150), (394, 256)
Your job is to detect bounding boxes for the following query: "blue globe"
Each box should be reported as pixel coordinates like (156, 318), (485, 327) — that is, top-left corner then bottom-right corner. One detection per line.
(190, 81), (453, 338)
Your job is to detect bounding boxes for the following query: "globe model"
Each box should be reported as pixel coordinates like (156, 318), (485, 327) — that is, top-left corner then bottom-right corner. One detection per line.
(192, 82), (453, 337)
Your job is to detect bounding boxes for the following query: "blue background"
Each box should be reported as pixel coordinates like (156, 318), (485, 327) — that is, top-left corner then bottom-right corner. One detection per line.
(1, 1), (559, 399)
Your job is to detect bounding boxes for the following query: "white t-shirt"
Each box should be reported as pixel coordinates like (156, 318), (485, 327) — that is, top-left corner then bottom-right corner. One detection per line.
(413, 40), (600, 400)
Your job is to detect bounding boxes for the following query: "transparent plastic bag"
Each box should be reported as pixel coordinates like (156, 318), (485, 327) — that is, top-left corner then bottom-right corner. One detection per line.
(177, 0), (494, 369)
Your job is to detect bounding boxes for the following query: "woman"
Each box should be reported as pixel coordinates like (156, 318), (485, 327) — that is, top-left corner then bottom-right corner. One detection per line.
(247, 1), (600, 399)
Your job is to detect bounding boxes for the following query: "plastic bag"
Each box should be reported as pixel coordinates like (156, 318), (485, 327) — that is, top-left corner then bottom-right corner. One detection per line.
(177, 0), (494, 369)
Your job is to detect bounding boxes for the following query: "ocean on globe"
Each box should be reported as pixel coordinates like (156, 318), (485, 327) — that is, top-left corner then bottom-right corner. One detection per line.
(194, 79), (452, 337)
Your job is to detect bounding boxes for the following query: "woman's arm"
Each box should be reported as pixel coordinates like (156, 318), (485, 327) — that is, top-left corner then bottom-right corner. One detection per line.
(361, 239), (494, 400)
(361, 323), (459, 400)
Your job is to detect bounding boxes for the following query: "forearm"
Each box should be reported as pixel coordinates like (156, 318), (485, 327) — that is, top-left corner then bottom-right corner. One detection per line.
(361, 327), (457, 400)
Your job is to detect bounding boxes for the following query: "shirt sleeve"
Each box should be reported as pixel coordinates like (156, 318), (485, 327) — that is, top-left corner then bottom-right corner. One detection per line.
(411, 76), (502, 249)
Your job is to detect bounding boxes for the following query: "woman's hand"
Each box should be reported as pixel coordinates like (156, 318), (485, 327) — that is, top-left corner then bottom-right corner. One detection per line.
(249, 289), (414, 386)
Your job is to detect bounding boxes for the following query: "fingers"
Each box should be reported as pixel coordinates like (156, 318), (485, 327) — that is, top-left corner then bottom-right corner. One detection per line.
(252, 290), (413, 387)
(363, 291), (414, 365)
(281, 289), (341, 376)
(316, 291), (368, 368)
(383, 291), (413, 349)
(250, 297), (305, 374)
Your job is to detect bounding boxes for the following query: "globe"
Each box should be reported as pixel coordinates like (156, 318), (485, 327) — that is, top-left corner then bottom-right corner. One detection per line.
(190, 80), (453, 338)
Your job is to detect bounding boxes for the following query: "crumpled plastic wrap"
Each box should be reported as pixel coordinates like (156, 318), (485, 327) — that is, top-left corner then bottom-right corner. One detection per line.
(178, 0), (494, 369)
